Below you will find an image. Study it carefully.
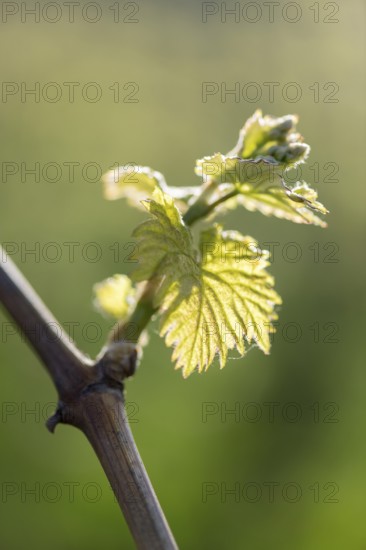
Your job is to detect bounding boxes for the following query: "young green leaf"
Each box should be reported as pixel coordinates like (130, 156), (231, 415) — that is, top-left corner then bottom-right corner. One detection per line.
(195, 110), (328, 227)
(102, 164), (198, 211)
(196, 153), (328, 227)
(131, 188), (198, 305)
(102, 165), (164, 207)
(234, 183), (328, 227)
(94, 274), (136, 320)
(228, 109), (309, 164)
(132, 189), (281, 377)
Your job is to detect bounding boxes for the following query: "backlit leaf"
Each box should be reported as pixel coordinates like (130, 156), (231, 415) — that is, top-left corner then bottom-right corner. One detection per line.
(132, 190), (281, 377)
(102, 164), (198, 212)
(94, 274), (136, 320)
(197, 154), (328, 226)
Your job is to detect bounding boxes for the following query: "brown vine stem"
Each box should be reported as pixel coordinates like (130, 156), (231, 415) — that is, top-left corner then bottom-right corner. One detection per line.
(0, 245), (177, 550)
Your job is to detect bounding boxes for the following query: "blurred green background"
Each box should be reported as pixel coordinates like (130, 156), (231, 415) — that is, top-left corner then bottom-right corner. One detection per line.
(0, 1), (365, 548)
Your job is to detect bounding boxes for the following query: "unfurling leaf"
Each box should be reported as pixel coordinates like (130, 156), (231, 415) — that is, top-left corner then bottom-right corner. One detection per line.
(228, 109), (309, 165)
(195, 110), (328, 227)
(102, 164), (198, 211)
(132, 189), (281, 377)
(94, 274), (136, 320)
(102, 165), (163, 206)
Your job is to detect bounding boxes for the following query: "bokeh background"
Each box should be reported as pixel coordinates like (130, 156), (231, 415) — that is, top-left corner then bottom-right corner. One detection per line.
(0, 1), (365, 548)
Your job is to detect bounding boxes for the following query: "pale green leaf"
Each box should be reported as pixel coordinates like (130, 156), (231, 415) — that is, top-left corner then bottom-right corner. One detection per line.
(195, 152), (328, 228)
(132, 190), (281, 377)
(233, 184), (328, 227)
(131, 188), (198, 303)
(94, 274), (136, 320)
(102, 164), (198, 211)
(228, 109), (310, 166)
(102, 165), (164, 207)
(196, 153), (281, 188)
(194, 110), (327, 226)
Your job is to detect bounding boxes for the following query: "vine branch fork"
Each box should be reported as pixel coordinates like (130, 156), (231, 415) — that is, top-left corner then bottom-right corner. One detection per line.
(0, 245), (178, 550)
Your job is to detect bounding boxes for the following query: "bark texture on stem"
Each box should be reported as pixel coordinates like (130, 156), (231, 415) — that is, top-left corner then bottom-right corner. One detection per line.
(0, 245), (178, 550)
(73, 390), (176, 550)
